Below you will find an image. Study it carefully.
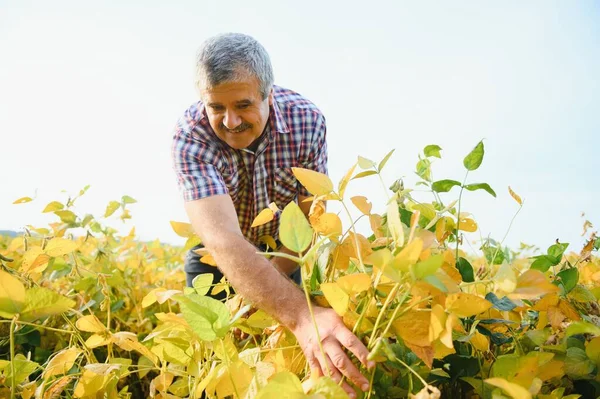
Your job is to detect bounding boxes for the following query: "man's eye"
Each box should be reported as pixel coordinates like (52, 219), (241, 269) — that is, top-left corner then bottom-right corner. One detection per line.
(211, 106), (225, 112)
(237, 104), (250, 109)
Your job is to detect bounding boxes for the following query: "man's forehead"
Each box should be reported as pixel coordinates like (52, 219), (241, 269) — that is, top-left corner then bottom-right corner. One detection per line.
(200, 80), (261, 102)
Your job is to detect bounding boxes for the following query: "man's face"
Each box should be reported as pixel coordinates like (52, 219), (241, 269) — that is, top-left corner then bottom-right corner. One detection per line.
(199, 77), (272, 150)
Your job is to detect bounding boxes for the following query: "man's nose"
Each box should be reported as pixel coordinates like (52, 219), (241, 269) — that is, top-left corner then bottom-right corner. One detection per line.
(223, 110), (242, 130)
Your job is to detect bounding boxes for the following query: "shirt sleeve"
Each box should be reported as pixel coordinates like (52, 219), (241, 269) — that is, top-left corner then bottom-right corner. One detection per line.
(298, 113), (329, 197)
(171, 124), (228, 202)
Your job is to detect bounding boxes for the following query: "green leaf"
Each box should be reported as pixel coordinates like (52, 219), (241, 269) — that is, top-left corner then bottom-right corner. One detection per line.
(557, 268), (579, 293)
(565, 347), (594, 379)
(424, 144), (442, 158)
(464, 183), (497, 197)
(416, 158), (432, 182)
(565, 321), (600, 338)
(121, 195), (137, 204)
(255, 371), (303, 399)
(4, 354), (39, 384)
(308, 376), (349, 398)
(413, 254), (443, 279)
(463, 141), (485, 171)
(0, 270), (26, 318)
(104, 201), (120, 217)
(431, 179), (462, 193)
(357, 156), (376, 170)
(192, 273), (214, 296)
(42, 201), (64, 213)
(54, 210), (77, 224)
(485, 293), (517, 311)
(352, 170), (378, 180)
(548, 242), (569, 259)
(279, 202), (313, 253)
(568, 285), (596, 302)
(530, 255), (559, 272)
(20, 287), (75, 321)
(456, 257), (475, 283)
(377, 149), (395, 172)
(178, 293), (230, 341)
(483, 246), (505, 265)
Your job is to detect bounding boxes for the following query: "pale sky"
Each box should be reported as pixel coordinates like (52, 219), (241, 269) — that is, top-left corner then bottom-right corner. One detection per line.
(1, 1), (599, 256)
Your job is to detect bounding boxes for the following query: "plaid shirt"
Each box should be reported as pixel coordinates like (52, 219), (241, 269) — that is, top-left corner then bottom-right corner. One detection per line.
(171, 85), (328, 245)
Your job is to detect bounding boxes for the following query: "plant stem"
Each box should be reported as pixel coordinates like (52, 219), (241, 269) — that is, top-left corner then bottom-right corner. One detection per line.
(455, 170), (470, 263)
(0, 319), (74, 334)
(10, 316), (16, 399)
(490, 203), (524, 267)
(368, 283), (400, 348)
(300, 256), (331, 376)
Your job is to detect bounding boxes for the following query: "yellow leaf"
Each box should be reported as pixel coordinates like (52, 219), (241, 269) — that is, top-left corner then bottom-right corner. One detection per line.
(42, 201), (64, 213)
(76, 315), (106, 333)
(446, 293), (492, 318)
(351, 196), (372, 215)
(508, 186), (523, 205)
(458, 218), (478, 232)
(112, 332), (158, 363)
(258, 235), (278, 250)
(85, 334), (111, 348)
(440, 313), (458, 349)
(337, 273), (371, 295)
(13, 196), (33, 204)
(155, 289), (182, 304)
(393, 310), (431, 347)
(494, 263), (517, 293)
(44, 348), (82, 378)
(508, 270), (560, 300)
(412, 203), (437, 222)
(169, 221), (195, 238)
(485, 377), (532, 399)
(320, 283), (349, 316)
(8, 236), (24, 252)
(44, 237), (79, 257)
(390, 238), (423, 272)
(0, 270), (26, 318)
(387, 200), (405, 247)
(586, 336), (600, 365)
(471, 331), (489, 352)
(291, 167), (333, 196)
(201, 254), (217, 267)
(73, 369), (108, 398)
(369, 214), (383, 237)
(311, 213), (343, 241)
(532, 293), (559, 311)
(20, 247), (50, 274)
(338, 163), (357, 199)
(141, 288), (161, 308)
(429, 304), (447, 342)
(251, 208), (274, 228)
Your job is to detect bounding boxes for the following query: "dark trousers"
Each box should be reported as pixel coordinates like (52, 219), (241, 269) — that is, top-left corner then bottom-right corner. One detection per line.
(184, 243), (302, 300)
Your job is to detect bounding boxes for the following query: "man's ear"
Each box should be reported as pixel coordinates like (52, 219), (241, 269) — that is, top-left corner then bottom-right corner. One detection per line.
(268, 88), (274, 106)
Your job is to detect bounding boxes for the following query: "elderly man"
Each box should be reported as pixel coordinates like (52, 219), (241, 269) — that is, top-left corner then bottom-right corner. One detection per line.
(171, 33), (373, 397)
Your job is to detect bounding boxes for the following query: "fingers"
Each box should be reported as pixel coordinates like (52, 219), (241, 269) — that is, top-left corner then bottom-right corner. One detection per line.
(315, 351), (357, 399)
(333, 324), (376, 370)
(322, 337), (370, 394)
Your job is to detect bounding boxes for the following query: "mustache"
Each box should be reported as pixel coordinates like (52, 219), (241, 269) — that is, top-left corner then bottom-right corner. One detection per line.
(220, 122), (252, 133)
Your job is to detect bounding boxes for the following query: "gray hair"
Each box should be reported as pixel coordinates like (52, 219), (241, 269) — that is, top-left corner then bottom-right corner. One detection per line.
(196, 33), (274, 100)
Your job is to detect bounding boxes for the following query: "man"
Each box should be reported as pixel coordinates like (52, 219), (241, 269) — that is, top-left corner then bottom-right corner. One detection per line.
(171, 33), (374, 398)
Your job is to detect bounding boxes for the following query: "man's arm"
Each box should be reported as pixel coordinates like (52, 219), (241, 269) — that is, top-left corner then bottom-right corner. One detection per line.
(184, 195), (373, 397)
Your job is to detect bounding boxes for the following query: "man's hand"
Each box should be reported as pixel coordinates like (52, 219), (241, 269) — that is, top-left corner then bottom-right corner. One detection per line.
(292, 306), (375, 398)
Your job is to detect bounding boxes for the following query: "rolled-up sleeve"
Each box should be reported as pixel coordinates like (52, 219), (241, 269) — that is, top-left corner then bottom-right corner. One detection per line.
(171, 125), (228, 202)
